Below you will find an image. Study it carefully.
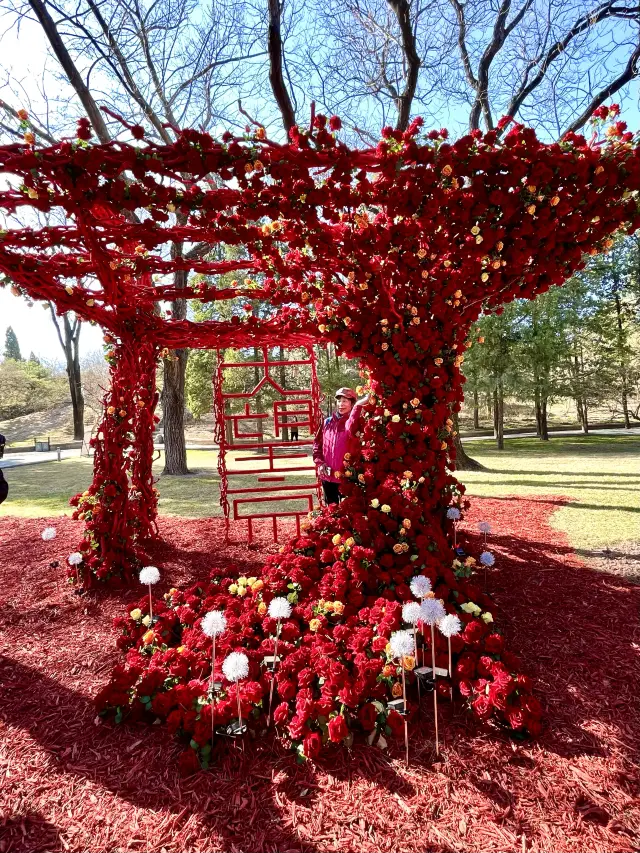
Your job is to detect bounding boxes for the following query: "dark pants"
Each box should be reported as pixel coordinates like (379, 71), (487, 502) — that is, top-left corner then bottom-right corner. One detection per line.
(322, 480), (341, 505)
(0, 470), (7, 505)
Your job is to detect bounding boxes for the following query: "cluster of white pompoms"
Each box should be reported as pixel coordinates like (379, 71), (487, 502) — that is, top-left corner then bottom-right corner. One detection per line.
(139, 565), (161, 585)
(409, 575), (432, 599)
(402, 601), (422, 626)
(438, 613), (463, 638)
(480, 551), (495, 567)
(446, 507), (461, 521)
(268, 597), (292, 620)
(389, 630), (415, 659)
(420, 598), (446, 625)
(41, 527), (57, 541)
(222, 651), (249, 682)
(68, 552), (83, 566)
(201, 610), (227, 637)
(478, 521), (491, 535)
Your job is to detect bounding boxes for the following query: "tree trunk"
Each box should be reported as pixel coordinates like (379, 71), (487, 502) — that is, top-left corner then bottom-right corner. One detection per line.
(162, 348), (189, 474)
(473, 388), (480, 429)
(494, 382), (504, 450)
(536, 394), (549, 441)
(278, 345), (289, 440)
(486, 393), (492, 421)
(70, 318), (85, 440)
(451, 410), (485, 471)
(614, 291), (631, 428)
(582, 401), (590, 435)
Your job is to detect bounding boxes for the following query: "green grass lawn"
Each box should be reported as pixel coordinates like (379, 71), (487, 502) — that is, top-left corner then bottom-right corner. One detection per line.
(2, 436), (639, 551)
(458, 435), (640, 550)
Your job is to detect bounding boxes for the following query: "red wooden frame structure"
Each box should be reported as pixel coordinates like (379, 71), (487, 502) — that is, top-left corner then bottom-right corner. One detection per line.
(213, 346), (322, 543)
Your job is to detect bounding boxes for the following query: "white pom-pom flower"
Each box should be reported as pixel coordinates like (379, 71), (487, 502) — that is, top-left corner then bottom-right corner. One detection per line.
(438, 613), (462, 638)
(420, 598), (446, 625)
(480, 551), (495, 567)
(41, 527), (57, 541)
(447, 507), (461, 521)
(201, 610), (227, 637)
(268, 597), (292, 620)
(389, 630), (414, 659)
(409, 575), (432, 599)
(139, 565), (161, 585)
(478, 521), (491, 534)
(402, 601), (422, 626)
(68, 552), (83, 566)
(222, 651), (249, 683)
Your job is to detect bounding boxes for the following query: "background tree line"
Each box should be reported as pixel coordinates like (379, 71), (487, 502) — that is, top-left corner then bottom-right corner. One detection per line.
(461, 234), (640, 448)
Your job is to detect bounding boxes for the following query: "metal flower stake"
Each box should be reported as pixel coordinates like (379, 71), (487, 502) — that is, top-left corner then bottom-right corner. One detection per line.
(420, 597), (446, 755)
(139, 565), (161, 621)
(266, 597), (292, 726)
(447, 506), (461, 550)
(201, 610), (227, 739)
(478, 520), (491, 548)
(389, 629), (414, 766)
(437, 613), (463, 691)
(480, 550), (495, 591)
(68, 551), (83, 587)
(402, 601), (422, 700)
(222, 651), (250, 742)
(409, 575), (432, 667)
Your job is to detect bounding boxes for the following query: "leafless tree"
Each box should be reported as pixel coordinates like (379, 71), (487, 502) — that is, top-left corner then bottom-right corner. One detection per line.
(48, 302), (85, 439)
(0, 0), (266, 474)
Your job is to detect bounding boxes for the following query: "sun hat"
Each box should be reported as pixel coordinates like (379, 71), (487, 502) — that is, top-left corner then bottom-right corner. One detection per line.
(334, 387), (357, 401)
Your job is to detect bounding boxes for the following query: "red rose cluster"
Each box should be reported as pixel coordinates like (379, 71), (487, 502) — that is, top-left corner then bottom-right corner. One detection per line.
(0, 107), (637, 760)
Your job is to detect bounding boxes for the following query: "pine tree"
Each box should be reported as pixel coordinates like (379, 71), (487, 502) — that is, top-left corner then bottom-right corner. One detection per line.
(3, 326), (22, 361)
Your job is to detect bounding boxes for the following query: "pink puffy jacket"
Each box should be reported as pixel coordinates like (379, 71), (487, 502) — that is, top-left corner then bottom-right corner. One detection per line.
(312, 405), (362, 483)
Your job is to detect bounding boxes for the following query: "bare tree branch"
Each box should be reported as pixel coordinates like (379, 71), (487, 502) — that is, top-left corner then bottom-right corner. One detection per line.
(387, 0), (421, 130)
(27, 0), (111, 142)
(268, 0), (296, 132)
(564, 35), (640, 133)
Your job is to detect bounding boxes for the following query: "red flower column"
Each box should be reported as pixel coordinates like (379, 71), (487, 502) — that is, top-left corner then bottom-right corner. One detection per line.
(71, 335), (159, 584)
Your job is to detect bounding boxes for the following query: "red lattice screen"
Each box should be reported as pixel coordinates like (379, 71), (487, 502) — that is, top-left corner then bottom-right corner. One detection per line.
(213, 346), (322, 543)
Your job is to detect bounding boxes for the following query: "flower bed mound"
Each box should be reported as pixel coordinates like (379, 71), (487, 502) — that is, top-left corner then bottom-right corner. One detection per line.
(1, 500), (639, 853)
(97, 499), (542, 766)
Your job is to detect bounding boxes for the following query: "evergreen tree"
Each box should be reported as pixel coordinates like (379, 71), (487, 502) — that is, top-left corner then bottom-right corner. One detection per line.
(3, 326), (22, 361)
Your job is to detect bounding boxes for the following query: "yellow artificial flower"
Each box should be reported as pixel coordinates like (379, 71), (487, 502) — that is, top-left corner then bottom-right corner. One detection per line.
(229, 583), (238, 595)
(258, 602), (267, 616)
(142, 630), (155, 645)
(402, 655), (416, 671)
(381, 504), (391, 513)
(370, 499), (380, 508)
(392, 682), (404, 698)
(129, 608), (142, 621)
(309, 618), (321, 632)
(332, 534), (342, 545)
(333, 601), (345, 615)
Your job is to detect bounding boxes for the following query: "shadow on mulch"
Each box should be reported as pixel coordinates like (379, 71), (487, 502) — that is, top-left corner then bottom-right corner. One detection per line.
(1, 506), (639, 852)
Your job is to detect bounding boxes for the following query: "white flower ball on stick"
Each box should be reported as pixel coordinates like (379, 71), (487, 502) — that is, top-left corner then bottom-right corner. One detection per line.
(402, 601), (422, 626)
(478, 521), (491, 535)
(446, 507), (461, 521)
(420, 598), (446, 625)
(202, 610), (226, 637)
(41, 527), (57, 541)
(68, 552), (83, 566)
(223, 651), (249, 683)
(268, 597), (292, 620)
(409, 575), (432, 599)
(139, 565), (161, 585)
(438, 613), (462, 638)
(480, 551), (495, 567)
(389, 630), (414, 660)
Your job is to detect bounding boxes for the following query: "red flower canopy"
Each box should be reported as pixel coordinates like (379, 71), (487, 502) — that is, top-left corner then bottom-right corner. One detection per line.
(0, 111), (637, 750)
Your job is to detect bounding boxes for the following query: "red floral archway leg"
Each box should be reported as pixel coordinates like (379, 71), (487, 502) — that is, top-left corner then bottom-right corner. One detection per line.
(70, 338), (158, 584)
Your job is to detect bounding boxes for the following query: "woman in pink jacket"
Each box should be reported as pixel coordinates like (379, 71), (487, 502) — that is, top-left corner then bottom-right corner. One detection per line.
(312, 387), (363, 505)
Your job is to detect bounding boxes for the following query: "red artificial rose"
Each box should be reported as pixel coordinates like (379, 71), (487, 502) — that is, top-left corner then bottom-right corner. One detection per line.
(273, 701), (289, 725)
(303, 731), (322, 759)
(328, 714), (349, 742)
(178, 749), (200, 776)
(358, 703), (378, 731)
(386, 709), (405, 739)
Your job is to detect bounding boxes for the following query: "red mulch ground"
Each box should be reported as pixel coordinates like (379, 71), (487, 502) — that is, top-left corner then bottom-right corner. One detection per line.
(1, 499), (639, 853)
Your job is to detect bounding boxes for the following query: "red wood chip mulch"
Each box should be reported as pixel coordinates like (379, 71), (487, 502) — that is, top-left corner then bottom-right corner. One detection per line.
(1, 497), (639, 853)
